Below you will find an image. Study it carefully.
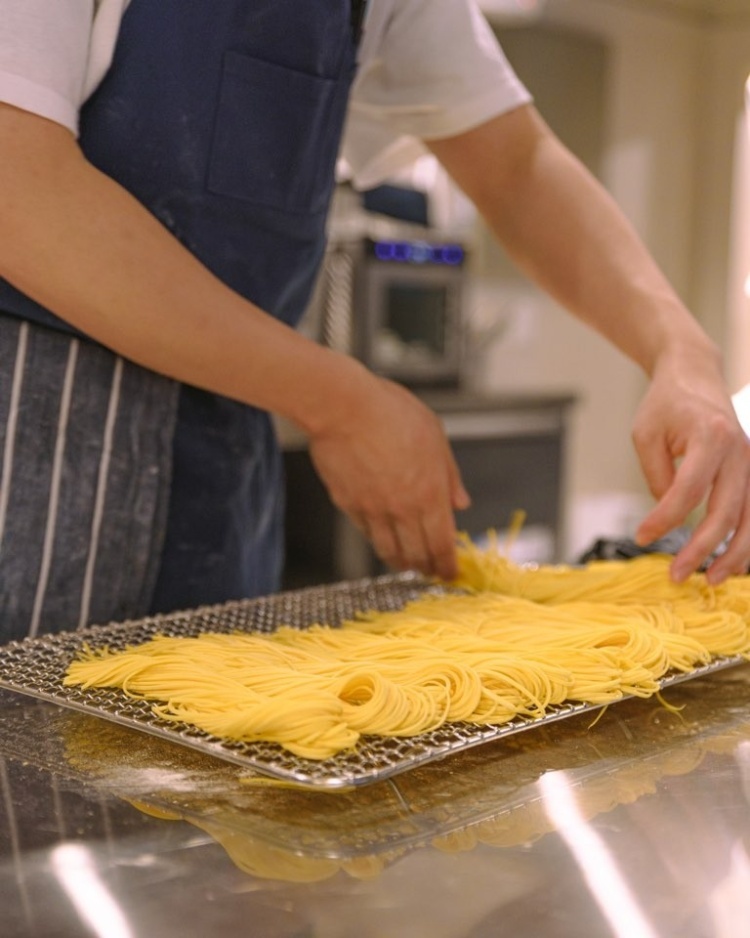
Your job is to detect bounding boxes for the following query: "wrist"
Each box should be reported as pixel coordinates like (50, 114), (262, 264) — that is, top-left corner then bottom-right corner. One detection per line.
(282, 346), (379, 440)
(626, 289), (721, 380)
(648, 327), (723, 386)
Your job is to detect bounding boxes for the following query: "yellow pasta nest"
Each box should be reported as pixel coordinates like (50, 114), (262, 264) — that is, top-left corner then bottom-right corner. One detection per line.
(64, 542), (750, 760)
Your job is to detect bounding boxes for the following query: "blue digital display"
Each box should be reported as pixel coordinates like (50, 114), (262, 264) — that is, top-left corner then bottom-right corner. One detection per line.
(372, 239), (465, 266)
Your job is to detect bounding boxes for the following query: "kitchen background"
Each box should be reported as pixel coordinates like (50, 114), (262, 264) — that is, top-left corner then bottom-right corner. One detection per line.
(449, 0), (750, 559)
(283, 0), (750, 585)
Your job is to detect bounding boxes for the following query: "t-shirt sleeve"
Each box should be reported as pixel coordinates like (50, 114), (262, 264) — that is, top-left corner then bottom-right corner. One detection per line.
(0, 0), (96, 134)
(342, 0), (533, 189)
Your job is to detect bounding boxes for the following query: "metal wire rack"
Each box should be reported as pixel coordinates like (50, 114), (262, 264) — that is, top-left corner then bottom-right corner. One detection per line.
(0, 573), (745, 789)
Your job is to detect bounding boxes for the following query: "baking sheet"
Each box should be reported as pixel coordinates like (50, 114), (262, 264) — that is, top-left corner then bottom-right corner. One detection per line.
(0, 573), (745, 789)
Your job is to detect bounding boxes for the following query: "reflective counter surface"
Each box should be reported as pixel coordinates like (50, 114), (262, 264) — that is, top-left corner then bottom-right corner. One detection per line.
(2, 666), (750, 938)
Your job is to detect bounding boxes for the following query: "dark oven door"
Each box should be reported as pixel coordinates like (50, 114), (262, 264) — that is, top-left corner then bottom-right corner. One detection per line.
(354, 243), (467, 388)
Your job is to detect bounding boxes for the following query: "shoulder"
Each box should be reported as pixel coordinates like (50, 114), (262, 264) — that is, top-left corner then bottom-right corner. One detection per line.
(354, 0), (531, 130)
(350, 0), (531, 139)
(0, 0), (127, 134)
(359, 0), (514, 76)
(343, 0), (532, 186)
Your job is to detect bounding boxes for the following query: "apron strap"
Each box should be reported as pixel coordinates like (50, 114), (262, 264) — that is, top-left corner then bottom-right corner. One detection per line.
(351, 0), (368, 44)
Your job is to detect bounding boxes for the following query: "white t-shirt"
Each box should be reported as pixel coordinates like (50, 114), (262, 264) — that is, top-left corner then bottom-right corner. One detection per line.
(0, 0), (531, 188)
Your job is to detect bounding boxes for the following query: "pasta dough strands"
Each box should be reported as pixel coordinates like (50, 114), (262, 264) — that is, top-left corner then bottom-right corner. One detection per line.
(452, 534), (728, 607)
(65, 541), (750, 759)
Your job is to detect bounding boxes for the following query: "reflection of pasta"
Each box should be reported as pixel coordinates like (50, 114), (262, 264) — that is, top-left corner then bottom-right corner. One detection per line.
(125, 796), (402, 882)
(64, 547), (750, 760)
(59, 668), (750, 885)
(430, 746), (710, 855)
(121, 740), (738, 884)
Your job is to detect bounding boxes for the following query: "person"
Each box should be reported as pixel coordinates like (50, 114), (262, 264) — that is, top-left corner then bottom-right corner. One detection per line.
(0, 0), (748, 643)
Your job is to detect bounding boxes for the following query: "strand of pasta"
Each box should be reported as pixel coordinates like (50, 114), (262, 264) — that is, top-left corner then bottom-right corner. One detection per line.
(452, 534), (747, 608)
(64, 548), (750, 759)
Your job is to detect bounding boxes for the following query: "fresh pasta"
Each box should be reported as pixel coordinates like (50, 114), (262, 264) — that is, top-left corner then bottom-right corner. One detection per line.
(64, 540), (750, 760)
(452, 531), (749, 609)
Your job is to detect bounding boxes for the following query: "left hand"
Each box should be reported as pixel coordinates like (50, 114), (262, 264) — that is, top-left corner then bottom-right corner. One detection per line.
(632, 350), (750, 584)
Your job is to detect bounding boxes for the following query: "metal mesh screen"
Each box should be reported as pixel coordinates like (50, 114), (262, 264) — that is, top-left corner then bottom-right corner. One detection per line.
(0, 572), (744, 788)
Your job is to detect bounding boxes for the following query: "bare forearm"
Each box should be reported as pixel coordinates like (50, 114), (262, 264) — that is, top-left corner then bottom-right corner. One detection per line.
(0, 105), (470, 581)
(0, 105), (366, 436)
(429, 103), (750, 583)
(427, 105), (718, 378)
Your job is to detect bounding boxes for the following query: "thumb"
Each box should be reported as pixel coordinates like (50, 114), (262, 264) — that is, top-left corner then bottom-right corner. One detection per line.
(447, 449), (471, 511)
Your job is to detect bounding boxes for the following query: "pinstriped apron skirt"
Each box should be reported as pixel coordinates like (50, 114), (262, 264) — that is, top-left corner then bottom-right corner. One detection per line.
(0, 315), (288, 643)
(0, 317), (179, 640)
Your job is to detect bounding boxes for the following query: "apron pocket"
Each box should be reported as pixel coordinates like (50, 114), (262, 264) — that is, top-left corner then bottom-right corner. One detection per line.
(208, 51), (345, 215)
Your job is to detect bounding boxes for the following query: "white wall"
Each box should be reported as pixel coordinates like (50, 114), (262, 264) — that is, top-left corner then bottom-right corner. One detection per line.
(728, 104), (750, 393)
(691, 24), (750, 389)
(473, 0), (747, 559)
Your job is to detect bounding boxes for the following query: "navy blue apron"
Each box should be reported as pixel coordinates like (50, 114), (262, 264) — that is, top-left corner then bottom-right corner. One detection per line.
(0, 0), (359, 615)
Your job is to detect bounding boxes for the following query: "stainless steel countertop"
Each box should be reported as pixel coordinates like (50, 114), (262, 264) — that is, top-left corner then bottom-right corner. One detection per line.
(2, 664), (750, 938)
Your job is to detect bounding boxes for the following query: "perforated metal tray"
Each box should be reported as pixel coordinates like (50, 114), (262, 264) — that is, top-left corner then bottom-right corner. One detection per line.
(0, 573), (745, 789)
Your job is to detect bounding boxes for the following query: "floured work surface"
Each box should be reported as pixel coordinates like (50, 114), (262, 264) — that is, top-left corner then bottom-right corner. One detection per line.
(0, 572), (746, 789)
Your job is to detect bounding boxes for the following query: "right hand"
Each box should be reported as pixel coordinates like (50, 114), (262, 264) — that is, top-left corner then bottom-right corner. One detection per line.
(631, 344), (750, 584)
(306, 373), (470, 581)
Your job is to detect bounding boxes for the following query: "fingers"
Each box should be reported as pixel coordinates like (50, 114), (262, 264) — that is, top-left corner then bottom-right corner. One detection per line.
(306, 374), (471, 582)
(631, 373), (750, 583)
(354, 517), (457, 582)
(355, 482), (462, 582)
(671, 458), (750, 583)
(633, 432), (676, 506)
(702, 500), (750, 583)
(635, 443), (722, 548)
(447, 448), (472, 512)
(636, 437), (750, 584)
(683, 518), (750, 586)
(418, 497), (462, 580)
